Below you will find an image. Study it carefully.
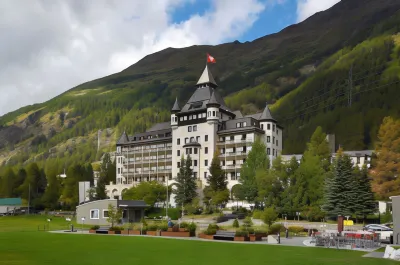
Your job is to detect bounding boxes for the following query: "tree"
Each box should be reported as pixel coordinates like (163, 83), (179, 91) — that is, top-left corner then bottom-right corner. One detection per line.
(0, 167), (15, 198)
(173, 155), (197, 206)
(371, 116), (400, 199)
(262, 207), (278, 227)
(42, 174), (61, 210)
(322, 149), (354, 217)
(96, 153), (113, 200)
(107, 203), (122, 228)
(239, 138), (269, 205)
(123, 181), (169, 206)
(203, 151), (229, 209)
(353, 165), (376, 219)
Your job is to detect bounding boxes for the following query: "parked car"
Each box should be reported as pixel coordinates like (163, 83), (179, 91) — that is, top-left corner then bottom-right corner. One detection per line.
(363, 224), (393, 242)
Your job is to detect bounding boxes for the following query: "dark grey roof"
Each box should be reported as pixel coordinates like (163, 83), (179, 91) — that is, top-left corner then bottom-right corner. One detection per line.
(117, 131), (130, 145)
(245, 112), (262, 119)
(207, 90), (220, 106)
(179, 86), (232, 113)
(146, 122), (171, 132)
(171, 97), (181, 112)
(117, 200), (148, 208)
(233, 110), (243, 118)
(259, 103), (275, 121)
(196, 65), (217, 86)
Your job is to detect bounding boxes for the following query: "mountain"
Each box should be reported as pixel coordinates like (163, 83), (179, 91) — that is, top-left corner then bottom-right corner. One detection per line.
(1, 0), (400, 170)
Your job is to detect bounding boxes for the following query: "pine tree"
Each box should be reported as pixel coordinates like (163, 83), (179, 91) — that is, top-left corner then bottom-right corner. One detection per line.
(354, 165), (376, 218)
(206, 151), (227, 191)
(0, 167), (15, 198)
(372, 116), (400, 199)
(42, 174), (61, 210)
(322, 150), (354, 217)
(174, 155), (197, 206)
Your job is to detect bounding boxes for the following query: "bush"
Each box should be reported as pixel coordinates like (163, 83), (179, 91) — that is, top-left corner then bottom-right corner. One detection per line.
(268, 223), (285, 235)
(146, 208), (181, 220)
(262, 207), (278, 226)
(109, 226), (124, 231)
(252, 210), (263, 219)
(254, 229), (267, 235)
(187, 222), (197, 236)
(288, 226), (304, 234)
(235, 230), (249, 237)
(180, 222), (189, 228)
(204, 228), (217, 235)
(90, 225), (100, 230)
(172, 224), (180, 232)
(207, 224), (219, 230)
(232, 219), (239, 228)
(159, 222), (168, 231)
(242, 217), (253, 228)
(147, 224), (158, 231)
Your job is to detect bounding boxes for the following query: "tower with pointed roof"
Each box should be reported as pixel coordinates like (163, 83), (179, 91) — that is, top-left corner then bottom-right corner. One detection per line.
(259, 103), (280, 162)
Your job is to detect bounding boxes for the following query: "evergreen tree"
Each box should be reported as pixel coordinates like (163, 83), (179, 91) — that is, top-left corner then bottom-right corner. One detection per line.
(239, 138), (269, 205)
(96, 153), (113, 200)
(353, 165), (376, 218)
(0, 167), (15, 198)
(372, 116), (400, 199)
(174, 155), (197, 206)
(322, 150), (354, 217)
(206, 151), (227, 191)
(42, 174), (61, 210)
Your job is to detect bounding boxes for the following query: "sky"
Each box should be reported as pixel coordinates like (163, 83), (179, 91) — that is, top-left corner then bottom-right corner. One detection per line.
(0, 0), (340, 116)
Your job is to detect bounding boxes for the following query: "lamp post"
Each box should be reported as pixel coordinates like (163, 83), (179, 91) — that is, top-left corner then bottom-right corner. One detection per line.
(81, 217), (85, 233)
(166, 176), (169, 220)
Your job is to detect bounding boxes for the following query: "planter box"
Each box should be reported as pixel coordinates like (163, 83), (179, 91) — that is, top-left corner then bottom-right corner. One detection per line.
(160, 231), (190, 237)
(249, 235), (263, 241)
(234, 236), (249, 242)
(167, 228), (187, 232)
(108, 231), (121, 235)
(198, 233), (214, 240)
(146, 231), (159, 236)
(89, 230), (96, 234)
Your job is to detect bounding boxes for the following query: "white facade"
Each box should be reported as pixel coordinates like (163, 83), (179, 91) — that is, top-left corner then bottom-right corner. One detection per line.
(106, 64), (283, 206)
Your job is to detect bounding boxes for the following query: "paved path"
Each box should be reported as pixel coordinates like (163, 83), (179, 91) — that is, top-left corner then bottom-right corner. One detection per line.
(363, 252), (384, 259)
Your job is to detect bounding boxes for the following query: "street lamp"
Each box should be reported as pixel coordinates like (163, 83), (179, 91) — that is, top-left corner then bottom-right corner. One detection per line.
(81, 217), (85, 233)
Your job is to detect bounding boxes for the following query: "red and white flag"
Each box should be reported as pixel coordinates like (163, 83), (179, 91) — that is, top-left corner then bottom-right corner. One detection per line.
(207, 53), (216, 63)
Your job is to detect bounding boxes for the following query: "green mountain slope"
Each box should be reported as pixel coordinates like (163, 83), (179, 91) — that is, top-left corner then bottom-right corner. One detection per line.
(0, 0), (400, 171)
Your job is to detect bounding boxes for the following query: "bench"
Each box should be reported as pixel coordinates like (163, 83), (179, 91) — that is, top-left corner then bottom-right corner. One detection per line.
(96, 227), (110, 234)
(213, 231), (235, 241)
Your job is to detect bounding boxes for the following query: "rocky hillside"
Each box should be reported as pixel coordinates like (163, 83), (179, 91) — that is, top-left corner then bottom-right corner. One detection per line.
(1, 0), (400, 170)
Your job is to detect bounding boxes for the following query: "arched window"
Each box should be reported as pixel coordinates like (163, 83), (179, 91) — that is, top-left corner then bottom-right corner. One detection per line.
(190, 137), (195, 143)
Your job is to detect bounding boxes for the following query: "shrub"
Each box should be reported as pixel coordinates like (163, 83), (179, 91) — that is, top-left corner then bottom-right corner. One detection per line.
(159, 222), (168, 231)
(141, 217), (148, 226)
(204, 228), (217, 235)
(147, 224), (158, 231)
(288, 226), (304, 234)
(254, 229), (267, 235)
(180, 222), (189, 228)
(90, 225), (100, 230)
(268, 223), (285, 235)
(172, 224), (180, 232)
(109, 226), (124, 231)
(207, 224), (219, 230)
(187, 222), (197, 236)
(232, 219), (239, 228)
(235, 230), (249, 237)
(242, 217), (253, 228)
(252, 210), (263, 219)
(262, 207), (278, 227)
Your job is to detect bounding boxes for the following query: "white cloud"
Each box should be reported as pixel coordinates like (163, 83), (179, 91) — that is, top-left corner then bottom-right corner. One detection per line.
(296, 0), (340, 22)
(0, 0), (265, 116)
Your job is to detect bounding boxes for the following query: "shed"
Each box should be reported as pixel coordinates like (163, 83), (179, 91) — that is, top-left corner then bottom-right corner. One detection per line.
(76, 199), (148, 226)
(0, 198), (22, 215)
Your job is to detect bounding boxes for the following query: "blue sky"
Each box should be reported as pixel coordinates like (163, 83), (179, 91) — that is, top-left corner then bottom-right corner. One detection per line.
(171, 0), (299, 43)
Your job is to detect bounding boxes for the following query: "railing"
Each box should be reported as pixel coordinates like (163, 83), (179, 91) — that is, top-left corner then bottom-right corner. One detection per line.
(217, 139), (254, 145)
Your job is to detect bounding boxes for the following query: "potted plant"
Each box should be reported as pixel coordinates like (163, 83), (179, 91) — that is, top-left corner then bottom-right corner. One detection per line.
(198, 224), (218, 240)
(249, 229), (267, 241)
(89, 225), (99, 234)
(108, 226), (124, 235)
(146, 224), (159, 236)
(234, 230), (249, 241)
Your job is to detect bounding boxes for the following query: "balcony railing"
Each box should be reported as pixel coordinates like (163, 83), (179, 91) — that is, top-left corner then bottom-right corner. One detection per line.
(219, 151), (250, 157)
(217, 139), (254, 145)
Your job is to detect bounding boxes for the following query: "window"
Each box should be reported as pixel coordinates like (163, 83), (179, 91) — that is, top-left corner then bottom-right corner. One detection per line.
(267, 148), (271, 155)
(198, 114), (201, 119)
(273, 124), (275, 132)
(357, 157), (360, 164)
(103, 210), (109, 218)
(177, 150), (180, 157)
(190, 137), (195, 143)
(193, 172), (197, 179)
(193, 125), (197, 131)
(188, 126), (192, 132)
(90, 209), (99, 219)
(177, 138), (180, 145)
(185, 137), (189, 144)
(189, 115), (192, 120)
(213, 111), (216, 116)
(267, 136), (270, 143)
(194, 160), (198, 166)
(202, 113), (206, 118)
(276, 140), (279, 146)
(273, 149), (275, 156)
(277, 129), (279, 135)
(118, 168), (120, 174)
(267, 123), (271, 130)
(243, 122), (247, 127)
(231, 173), (235, 180)
(205, 147), (208, 154)
(194, 148), (198, 154)
(205, 135), (208, 142)
(196, 136), (200, 142)
(180, 117), (183, 121)
(184, 116), (187, 121)
(204, 172), (207, 179)
(177, 162), (181, 168)
(208, 111), (211, 117)
(205, 160), (208, 166)
(273, 136), (275, 144)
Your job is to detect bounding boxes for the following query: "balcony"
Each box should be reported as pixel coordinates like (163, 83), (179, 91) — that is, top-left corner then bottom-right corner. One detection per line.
(217, 139), (254, 146)
(219, 151), (249, 158)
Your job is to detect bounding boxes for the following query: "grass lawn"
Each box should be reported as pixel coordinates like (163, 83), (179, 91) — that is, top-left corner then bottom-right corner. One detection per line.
(0, 216), (397, 265)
